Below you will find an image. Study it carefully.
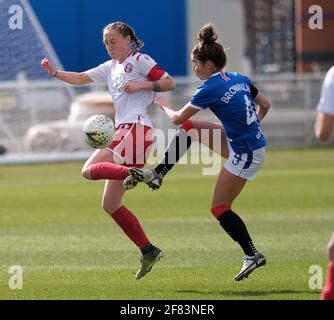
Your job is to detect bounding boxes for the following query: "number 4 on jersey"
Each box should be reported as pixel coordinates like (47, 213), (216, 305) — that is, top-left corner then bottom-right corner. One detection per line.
(244, 94), (257, 125)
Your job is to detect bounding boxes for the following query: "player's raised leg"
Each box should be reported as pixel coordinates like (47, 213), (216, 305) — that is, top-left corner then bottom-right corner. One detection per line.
(126, 120), (229, 190)
(81, 149), (130, 180)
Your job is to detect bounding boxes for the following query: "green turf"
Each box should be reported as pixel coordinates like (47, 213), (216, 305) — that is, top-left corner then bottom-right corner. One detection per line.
(0, 148), (333, 300)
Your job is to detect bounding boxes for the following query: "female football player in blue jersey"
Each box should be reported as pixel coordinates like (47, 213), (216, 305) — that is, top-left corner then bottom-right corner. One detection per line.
(126, 23), (271, 281)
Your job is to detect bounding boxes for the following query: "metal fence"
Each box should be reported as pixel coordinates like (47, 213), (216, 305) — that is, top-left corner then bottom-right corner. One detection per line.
(0, 73), (329, 164)
(172, 73), (325, 147)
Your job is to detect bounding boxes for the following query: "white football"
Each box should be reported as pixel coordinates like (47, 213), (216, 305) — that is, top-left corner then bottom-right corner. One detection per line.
(83, 114), (115, 149)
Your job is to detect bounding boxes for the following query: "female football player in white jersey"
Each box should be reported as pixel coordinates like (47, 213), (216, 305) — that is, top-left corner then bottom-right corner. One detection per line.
(127, 23), (271, 281)
(41, 22), (175, 280)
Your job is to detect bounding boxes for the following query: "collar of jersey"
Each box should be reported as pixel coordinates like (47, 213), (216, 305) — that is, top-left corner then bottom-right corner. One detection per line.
(118, 50), (134, 64)
(212, 70), (224, 77)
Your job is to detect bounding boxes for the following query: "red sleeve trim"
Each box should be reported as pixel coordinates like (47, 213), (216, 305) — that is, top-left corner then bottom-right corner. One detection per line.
(147, 65), (167, 81)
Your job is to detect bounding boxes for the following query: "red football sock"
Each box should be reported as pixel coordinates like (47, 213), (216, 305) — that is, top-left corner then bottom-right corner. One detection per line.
(89, 162), (129, 180)
(111, 206), (151, 249)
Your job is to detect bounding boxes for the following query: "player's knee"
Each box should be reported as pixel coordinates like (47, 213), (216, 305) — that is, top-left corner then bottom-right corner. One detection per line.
(180, 119), (194, 132)
(180, 120), (201, 146)
(81, 165), (93, 180)
(211, 204), (231, 219)
(102, 200), (111, 214)
(102, 200), (118, 215)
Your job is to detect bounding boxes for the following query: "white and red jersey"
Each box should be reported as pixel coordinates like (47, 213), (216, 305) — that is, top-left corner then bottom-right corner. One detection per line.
(85, 50), (168, 128)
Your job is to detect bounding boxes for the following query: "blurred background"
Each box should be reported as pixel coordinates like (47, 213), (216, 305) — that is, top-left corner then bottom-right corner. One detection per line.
(0, 0), (333, 163)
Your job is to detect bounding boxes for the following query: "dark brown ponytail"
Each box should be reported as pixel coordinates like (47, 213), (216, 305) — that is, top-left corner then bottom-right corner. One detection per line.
(193, 23), (226, 69)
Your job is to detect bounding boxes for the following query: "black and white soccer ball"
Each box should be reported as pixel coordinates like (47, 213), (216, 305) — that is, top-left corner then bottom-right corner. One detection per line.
(83, 114), (115, 149)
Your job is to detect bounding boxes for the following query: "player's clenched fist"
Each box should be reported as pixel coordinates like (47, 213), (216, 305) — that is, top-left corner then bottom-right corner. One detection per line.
(41, 58), (57, 76)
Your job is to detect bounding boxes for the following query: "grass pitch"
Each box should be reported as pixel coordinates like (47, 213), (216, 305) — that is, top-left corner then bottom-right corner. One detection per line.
(0, 148), (333, 300)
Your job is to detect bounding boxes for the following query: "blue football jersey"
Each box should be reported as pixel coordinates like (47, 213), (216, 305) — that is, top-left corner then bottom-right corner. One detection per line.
(190, 71), (266, 154)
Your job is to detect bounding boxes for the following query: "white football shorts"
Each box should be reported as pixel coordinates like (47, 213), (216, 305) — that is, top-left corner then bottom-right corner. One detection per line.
(224, 141), (266, 180)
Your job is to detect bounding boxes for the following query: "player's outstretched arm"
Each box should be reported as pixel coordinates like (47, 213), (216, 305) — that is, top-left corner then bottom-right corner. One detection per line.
(154, 96), (199, 125)
(41, 58), (92, 85)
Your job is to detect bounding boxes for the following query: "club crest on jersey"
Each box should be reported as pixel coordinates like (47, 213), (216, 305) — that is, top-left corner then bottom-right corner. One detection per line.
(124, 63), (134, 73)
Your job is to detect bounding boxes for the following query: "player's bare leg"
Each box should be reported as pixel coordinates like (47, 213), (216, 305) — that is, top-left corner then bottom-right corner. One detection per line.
(188, 120), (229, 159)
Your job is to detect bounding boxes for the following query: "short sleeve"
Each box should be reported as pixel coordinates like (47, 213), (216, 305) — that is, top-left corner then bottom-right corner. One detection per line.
(84, 61), (110, 83)
(240, 74), (252, 86)
(317, 67), (334, 116)
(136, 54), (168, 80)
(189, 84), (216, 109)
(241, 75), (258, 99)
